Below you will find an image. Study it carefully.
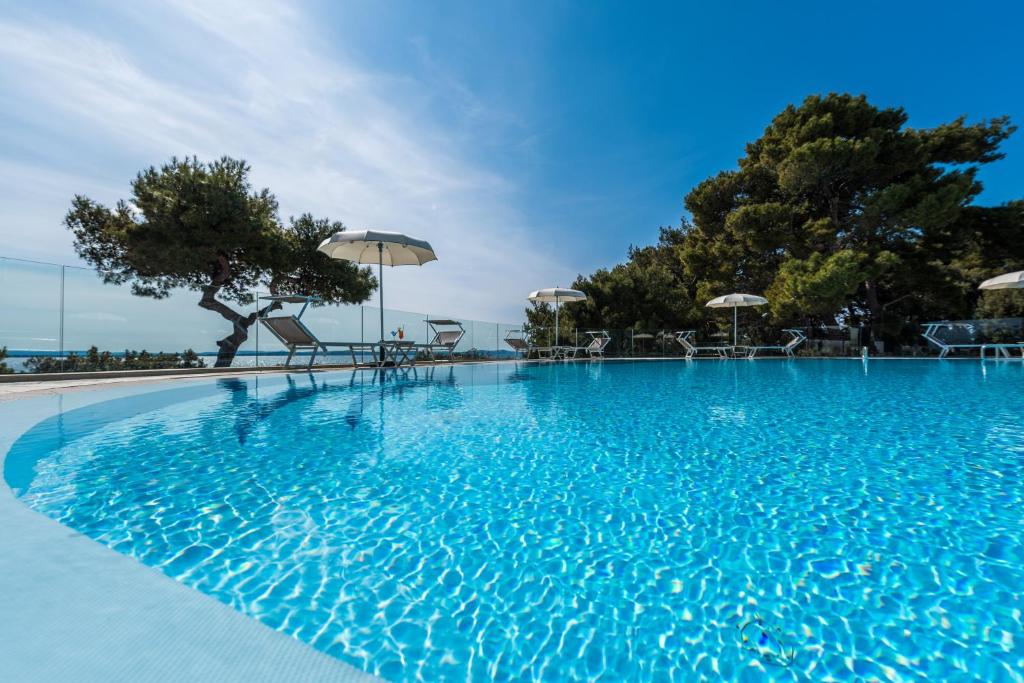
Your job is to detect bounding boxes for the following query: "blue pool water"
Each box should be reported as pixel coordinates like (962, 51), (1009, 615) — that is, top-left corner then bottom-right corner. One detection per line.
(5, 360), (1024, 681)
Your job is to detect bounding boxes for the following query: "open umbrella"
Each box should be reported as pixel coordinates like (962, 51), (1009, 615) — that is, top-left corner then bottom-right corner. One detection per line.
(528, 288), (587, 346)
(979, 270), (1024, 290)
(317, 230), (437, 348)
(705, 293), (768, 346)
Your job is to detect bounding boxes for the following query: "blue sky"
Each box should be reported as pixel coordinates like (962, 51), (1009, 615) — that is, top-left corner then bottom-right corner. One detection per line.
(1, 0), (1022, 322)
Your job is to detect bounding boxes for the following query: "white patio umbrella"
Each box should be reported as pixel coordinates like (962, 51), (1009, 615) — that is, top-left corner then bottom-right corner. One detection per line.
(705, 293), (768, 346)
(978, 270), (1024, 290)
(317, 230), (437, 345)
(528, 287), (587, 346)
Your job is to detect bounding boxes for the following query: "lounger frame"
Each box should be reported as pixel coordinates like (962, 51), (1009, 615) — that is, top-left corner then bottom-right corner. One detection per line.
(922, 321), (1024, 359)
(260, 315), (388, 368)
(746, 329), (807, 358)
(674, 330), (728, 359)
(581, 330), (611, 358)
(419, 319), (466, 363)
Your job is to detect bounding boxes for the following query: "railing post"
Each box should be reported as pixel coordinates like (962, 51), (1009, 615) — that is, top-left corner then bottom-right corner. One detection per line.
(254, 290), (259, 369)
(59, 265), (65, 372)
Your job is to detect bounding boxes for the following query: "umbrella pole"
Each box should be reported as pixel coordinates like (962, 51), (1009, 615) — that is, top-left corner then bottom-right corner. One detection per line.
(733, 305), (737, 346)
(555, 298), (560, 347)
(378, 242), (385, 364)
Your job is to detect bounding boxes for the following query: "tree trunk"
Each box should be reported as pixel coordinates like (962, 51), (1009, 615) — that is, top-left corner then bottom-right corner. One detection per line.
(197, 256), (280, 368)
(198, 286), (256, 367)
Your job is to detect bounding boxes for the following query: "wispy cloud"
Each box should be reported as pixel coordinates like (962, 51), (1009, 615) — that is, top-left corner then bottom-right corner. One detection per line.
(0, 0), (566, 321)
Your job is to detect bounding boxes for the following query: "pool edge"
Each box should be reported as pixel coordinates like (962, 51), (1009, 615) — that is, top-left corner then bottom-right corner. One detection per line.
(0, 378), (383, 683)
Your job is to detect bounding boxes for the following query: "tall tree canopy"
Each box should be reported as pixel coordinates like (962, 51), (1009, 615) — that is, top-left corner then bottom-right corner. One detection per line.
(547, 94), (1023, 347)
(66, 157), (376, 366)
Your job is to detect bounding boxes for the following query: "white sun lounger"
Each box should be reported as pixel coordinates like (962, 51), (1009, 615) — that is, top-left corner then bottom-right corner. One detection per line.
(580, 330), (611, 358)
(419, 319), (465, 363)
(980, 343), (1024, 361)
(504, 329), (532, 359)
(674, 330), (728, 359)
(922, 321), (1024, 359)
(747, 329), (806, 358)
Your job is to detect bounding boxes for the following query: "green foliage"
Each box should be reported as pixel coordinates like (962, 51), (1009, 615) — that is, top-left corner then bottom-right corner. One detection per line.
(25, 347), (206, 373)
(524, 302), (576, 347)
(545, 94), (1023, 347)
(975, 290), (1024, 319)
(65, 157), (376, 366)
(0, 346), (12, 374)
(571, 228), (697, 331)
(684, 94), (1015, 331)
(767, 250), (872, 319)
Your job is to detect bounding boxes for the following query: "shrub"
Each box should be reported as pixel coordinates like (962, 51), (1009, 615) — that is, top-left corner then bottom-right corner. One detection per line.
(24, 347), (206, 373)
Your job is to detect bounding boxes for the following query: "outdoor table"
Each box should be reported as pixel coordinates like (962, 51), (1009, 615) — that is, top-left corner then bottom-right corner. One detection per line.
(553, 345), (580, 360)
(376, 340), (417, 367)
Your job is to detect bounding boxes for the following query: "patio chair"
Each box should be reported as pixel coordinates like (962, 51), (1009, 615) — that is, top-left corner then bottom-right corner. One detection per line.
(747, 329), (807, 358)
(674, 330), (728, 360)
(259, 315), (377, 368)
(419, 319), (466, 363)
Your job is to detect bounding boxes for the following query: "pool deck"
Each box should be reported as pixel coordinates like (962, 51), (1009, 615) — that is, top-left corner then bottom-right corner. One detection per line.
(0, 369), (381, 683)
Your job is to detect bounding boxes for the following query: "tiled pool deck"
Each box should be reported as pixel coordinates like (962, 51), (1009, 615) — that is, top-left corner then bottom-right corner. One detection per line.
(0, 371), (381, 683)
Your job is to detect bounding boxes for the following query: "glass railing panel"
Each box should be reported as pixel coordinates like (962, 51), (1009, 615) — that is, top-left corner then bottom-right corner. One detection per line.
(0, 257), (62, 373)
(61, 266), (216, 362)
(472, 320), (499, 358)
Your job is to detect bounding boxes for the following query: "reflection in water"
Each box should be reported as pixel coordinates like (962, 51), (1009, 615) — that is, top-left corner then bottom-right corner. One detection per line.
(217, 375), (325, 445)
(217, 365), (474, 444)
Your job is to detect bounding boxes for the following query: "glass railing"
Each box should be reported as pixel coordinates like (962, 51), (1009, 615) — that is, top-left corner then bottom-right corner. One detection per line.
(4, 256), (1020, 373)
(0, 256), (523, 373)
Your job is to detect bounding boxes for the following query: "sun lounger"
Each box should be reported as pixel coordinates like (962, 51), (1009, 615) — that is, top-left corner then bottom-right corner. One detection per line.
(418, 319), (465, 363)
(504, 329), (532, 358)
(747, 329), (806, 358)
(580, 330), (611, 358)
(531, 346), (556, 359)
(980, 343), (1024, 361)
(922, 321), (983, 358)
(674, 330), (728, 359)
(259, 315), (376, 368)
(922, 321), (1024, 359)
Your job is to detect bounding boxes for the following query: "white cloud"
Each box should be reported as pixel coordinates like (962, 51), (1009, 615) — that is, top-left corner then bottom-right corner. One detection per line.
(0, 0), (567, 322)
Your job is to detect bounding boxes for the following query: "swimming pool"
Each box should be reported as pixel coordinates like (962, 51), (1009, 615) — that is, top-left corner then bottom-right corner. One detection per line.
(5, 360), (1023, 681)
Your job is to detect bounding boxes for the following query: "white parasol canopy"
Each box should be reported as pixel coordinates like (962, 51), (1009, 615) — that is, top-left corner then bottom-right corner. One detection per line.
(318, 230), (437, 346)
(528, 288), (587, 347)
(978, 270), (1024, 291)
(705, 293), (768, 346)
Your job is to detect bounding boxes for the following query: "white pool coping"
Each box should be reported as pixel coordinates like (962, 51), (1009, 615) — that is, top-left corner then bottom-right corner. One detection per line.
(0, 371), (381, 683)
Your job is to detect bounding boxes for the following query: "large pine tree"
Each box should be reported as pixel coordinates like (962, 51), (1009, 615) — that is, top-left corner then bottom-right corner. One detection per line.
(66, 157), (377, 366)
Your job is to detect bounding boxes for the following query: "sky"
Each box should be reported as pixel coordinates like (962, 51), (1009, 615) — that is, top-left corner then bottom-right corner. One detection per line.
(1, 0), (1023, 324)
